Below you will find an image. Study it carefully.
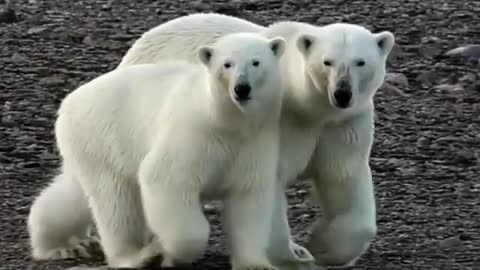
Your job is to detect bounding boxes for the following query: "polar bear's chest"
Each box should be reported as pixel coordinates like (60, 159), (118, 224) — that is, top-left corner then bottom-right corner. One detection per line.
(278, 126), (318, 186)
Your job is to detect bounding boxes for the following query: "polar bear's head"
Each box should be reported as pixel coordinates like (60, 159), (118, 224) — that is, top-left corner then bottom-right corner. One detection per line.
(197, 33), (286, 114)
(296, 23), (395, 112)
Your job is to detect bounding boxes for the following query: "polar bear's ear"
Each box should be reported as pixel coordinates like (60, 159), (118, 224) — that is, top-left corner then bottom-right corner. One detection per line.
(374, 31), (395, 57)
(198, 46), (214, 66)
(269, 37), (286, 58)
(296, 34), (316, 56)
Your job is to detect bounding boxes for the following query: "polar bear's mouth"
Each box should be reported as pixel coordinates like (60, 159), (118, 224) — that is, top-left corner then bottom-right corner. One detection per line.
(235, 96), (251, 102)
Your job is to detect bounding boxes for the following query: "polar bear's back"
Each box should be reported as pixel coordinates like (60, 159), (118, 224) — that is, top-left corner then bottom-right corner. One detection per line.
(56, 62), (204, 176)
(118, 13), (266, 68)
(59, 62), (197, 120)
(264, 21), (321, 40)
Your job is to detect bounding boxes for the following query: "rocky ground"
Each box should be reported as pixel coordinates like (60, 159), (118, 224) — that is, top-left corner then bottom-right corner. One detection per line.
(0, 0), (479, 269)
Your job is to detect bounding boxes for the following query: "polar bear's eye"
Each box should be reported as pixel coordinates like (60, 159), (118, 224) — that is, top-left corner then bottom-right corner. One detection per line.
(252, 60), (260, 67)
(356, 60), (366, 67)
(323, 60), (332, 66)
(224, 62), (232, 69)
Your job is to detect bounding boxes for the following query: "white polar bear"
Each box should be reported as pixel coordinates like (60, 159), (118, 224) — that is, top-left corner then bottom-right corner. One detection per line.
(117, 13), (395, 268)
(52, 32), (288, 270)
(27, 12), (395, 269)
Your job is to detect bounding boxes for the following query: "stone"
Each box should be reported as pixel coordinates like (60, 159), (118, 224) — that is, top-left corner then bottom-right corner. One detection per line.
(387, 43), (402, 64)
(82, 35), (95, 46)
(434, 84), (464, 92)
(445, 44), (480, 59)
(438, 236), (462, 249)
(380, 82), (408, 97)
(416, 70), (440, 84)
(11, 53), (27, 62)
(27, 26), (47, 35)
(39, 151), (57, 160)
(0, 7), (16, 23)
(385, 72), (409, 87)
(416, 137), (429, 148)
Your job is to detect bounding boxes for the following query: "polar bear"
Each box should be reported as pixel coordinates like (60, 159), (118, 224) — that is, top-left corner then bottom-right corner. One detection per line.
(28, 13), (395, 269)
(52, 32), (288, 269)
(116, 13), (395, 268)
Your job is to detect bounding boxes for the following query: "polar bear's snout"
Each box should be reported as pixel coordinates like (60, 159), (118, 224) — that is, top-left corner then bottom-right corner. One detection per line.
(233, 83), (252, 102)
(333, 79), (352, 109)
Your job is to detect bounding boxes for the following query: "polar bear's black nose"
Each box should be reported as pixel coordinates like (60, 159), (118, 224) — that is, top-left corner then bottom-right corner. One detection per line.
(334, 89), (352, 109)
(234, 83), (251, 101)
(334, 89), (352, 108)
(334, 80), (352, 108)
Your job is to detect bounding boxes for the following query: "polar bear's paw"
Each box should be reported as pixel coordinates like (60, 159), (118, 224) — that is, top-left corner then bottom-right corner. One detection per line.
(289, 241), (315, 262)
(33, 243), (92, 260)
(106, 239), (163, 268)
(272, 241), (315, 264)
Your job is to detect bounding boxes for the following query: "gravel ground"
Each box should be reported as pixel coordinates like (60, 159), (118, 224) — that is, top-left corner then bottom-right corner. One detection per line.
(0, 0), (479, 269)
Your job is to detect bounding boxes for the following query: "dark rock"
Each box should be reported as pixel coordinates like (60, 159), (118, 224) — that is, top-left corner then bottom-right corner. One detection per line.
(387, 43), (402, 64)
(82, 35), (95, 46)
(458, 73), (477, 83)
(438, 236), (463, 249)
(0, 7), (16, 23)
(416, 136), (429, 148)
(10, 52), (27, 62)
(416, 70), (441, 84)
(213, 4), (242, 16)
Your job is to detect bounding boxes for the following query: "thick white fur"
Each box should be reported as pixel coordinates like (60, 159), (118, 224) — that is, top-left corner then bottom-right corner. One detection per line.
(50, 32), (287, 269)
(116, 13), (395, 268)
(27, 168), (97, 260)
(28, 13), (395, 269)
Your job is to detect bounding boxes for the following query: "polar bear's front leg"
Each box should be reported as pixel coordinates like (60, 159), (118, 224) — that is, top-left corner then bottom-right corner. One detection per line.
(223, 139), (282, 270)
(268, 184), (314, 266)
(307, 114), (377, 267)
(224, 187), (279, 270)
(138, 149), (210, 267)
(79, 170), (160, 268)
(308, 167), (376, 267)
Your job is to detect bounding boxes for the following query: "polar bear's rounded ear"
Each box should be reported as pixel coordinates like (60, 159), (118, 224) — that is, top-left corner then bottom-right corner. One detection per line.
(198, 46), (214, 66)
(269, 37), (286, 58)
(296, 34), (316, 56)
(374, 31), (395, 57)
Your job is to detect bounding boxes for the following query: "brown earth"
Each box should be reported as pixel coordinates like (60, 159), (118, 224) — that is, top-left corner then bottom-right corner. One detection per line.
(0, 0), (479, 269)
